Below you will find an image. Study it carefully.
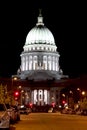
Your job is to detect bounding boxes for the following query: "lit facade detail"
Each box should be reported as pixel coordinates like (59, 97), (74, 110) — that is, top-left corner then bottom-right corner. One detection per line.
(21, 54), (60, 72)
(32, 89), (49, 105)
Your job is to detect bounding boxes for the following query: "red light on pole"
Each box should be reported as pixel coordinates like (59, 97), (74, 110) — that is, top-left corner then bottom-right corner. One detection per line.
(29, 103), (33, 108)
(14, 91), (20, 101)
(14, 97), (18, 101)
(62, 100), (66, 104)
(52, 102), (55, 107)
(15, 91), (19, 96)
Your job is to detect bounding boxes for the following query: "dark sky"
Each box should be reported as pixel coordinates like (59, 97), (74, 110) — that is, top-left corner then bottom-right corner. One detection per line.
(0, 1), (87, 78)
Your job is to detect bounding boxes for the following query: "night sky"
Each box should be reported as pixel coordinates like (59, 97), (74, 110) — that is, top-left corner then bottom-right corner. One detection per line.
(0, 1), (87, 78)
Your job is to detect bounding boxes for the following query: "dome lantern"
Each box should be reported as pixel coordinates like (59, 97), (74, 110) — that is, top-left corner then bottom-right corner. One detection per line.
(36, 9), (44, 26)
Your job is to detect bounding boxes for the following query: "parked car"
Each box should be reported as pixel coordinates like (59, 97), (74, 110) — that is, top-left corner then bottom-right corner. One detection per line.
(48, 107), (53, 113)
(0, 103), (10, 129)
(5, 104), (17, 124)
(12, 105), (20, 121)
(76, 110), (82, 115)
(20, 105), (30, 114)
(5, 104), (20, 124)
(81, 109), (87, 116)
(61, 108), (76, 114)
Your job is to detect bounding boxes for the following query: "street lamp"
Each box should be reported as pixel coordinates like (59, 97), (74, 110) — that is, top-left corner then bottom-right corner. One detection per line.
(62, 94), (65, 97)
(77, 88), (80, 91)
(82, 91), (85, 96)
(12, 76), (18, 88)
(18, 85), (24, 106)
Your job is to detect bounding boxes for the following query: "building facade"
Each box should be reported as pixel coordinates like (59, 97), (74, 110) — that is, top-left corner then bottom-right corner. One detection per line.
(14, 12), (68, 107)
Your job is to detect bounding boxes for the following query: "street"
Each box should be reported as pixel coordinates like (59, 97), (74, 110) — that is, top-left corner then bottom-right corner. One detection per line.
(14, 113), (87, 130)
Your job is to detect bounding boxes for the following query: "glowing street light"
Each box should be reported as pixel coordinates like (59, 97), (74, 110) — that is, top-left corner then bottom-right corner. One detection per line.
(62, 94), (65, 97)
(77, 88), (80, 91)
(69, 90), (73, 94)
(82, 91), (85, 96)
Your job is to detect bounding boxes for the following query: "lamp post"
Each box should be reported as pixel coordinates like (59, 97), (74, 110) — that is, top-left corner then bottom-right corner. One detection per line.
(11, 76), (18, 105)
(18, 85), (24, 106)
(81, 91), (86, 101)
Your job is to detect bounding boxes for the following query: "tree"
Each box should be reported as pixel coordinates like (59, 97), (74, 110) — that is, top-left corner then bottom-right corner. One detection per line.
(0, 84), (4, 103)
(0, 84), (12, 104)
(80, 97), (87, 110)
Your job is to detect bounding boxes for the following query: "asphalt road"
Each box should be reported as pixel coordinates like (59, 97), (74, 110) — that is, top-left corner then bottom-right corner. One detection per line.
(13, 113), (87, 130)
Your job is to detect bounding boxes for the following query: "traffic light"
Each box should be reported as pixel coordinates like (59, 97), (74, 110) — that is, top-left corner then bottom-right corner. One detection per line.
(51, 102), (55, 107)
(14, 90), (20, 101)
(29, 103), (33, 108)
(62, 100), (66, 104)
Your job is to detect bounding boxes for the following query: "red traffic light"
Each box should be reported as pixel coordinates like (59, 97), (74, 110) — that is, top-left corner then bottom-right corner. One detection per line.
(51, 102), (55, 107)
(14, 91), (19, 96)
(14, 97), (18, 101)
(14, 90), (20, 100)
(29, 103), (33, 108)
(62, 100), (66, 104)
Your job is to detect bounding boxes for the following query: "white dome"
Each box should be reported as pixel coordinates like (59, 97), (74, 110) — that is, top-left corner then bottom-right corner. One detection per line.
(25, 14), (55, 45)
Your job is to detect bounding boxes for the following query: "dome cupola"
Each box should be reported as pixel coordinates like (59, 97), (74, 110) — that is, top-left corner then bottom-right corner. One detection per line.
(25, 12), (55, 46)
